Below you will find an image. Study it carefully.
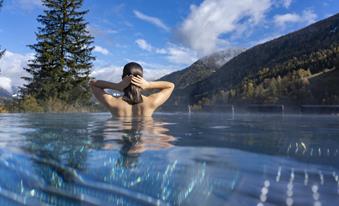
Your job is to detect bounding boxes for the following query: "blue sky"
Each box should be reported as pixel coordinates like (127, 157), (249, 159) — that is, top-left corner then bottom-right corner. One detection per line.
(0, 0), (338, 92)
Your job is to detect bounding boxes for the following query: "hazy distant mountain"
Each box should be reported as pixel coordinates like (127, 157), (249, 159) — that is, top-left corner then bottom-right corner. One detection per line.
(165, 13), (339, 107)
(0, 87), (11, 98)
(200, 48), (246, 68)
(159, 48), (244, 89)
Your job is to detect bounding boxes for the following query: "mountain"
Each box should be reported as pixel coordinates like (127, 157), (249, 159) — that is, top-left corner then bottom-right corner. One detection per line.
(165, 13), (339, 108)
(308, 68), (339, 103)
(159, 48), (244, 89)
(0, 87), (11, 98)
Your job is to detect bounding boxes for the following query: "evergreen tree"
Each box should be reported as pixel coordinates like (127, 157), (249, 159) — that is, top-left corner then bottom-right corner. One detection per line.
(268, 77), (278, 96)
(254, 85), (264, 100)
(22, 0), (95, 106)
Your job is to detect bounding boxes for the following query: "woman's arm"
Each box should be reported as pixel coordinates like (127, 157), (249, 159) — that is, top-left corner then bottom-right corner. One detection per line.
(145, 81), (175, 90)
(89, 76), (132, 108)
(90, 80), (125, 91)
(131, 76), (174, 91)
(131, 75), (175, 109)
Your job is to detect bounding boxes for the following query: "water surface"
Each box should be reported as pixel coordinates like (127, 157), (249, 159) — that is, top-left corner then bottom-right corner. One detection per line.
(0, 112), (338, 205)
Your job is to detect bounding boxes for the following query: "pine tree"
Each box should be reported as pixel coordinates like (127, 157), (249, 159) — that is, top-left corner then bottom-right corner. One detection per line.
(22, 0), (95, 106)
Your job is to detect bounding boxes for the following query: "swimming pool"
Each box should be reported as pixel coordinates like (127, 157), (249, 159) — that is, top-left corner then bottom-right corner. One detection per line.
(0, 112), (338, 205)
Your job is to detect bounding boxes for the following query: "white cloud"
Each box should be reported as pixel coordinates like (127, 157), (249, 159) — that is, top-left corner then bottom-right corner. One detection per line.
(91, 64), (121, 82)
(87, 25), (118, 37)
(0, 77), (12, 93)
(155, 48), (167, 54)
(143, 68), (175, 80)
(143, 67), (175, 80)
(0, 51), (33, 92)
(135, 39), (198, 65)
(272, 0), (292, 8)
(274, 13), (299, 26)
(166, 46), (198, 65)
(133, 10), (170, 31)
(135, 38), (167, 54)
(300, 10), (318, 23)
(177, 0), (271, 56)
(274, 10), (317, 27)
(127, 60), (179, 80)
(94, 45), (110, 55)
(91, 60), (178, 83)
(282, 0), (292, 8)
(135, 39), (153, 52)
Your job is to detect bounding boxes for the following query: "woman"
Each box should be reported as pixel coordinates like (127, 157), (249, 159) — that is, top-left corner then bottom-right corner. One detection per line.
(90, 62), (175, 117)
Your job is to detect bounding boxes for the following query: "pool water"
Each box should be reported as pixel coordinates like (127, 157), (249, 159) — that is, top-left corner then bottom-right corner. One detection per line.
(0, 112), (338, 205)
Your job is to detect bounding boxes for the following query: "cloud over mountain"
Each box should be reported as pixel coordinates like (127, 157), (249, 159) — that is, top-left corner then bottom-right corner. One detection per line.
(274, 10), (317, 27)
(176, 0), (271, 55)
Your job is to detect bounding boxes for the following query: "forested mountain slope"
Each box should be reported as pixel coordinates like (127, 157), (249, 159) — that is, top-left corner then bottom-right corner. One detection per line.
(165, 13), (339, 108)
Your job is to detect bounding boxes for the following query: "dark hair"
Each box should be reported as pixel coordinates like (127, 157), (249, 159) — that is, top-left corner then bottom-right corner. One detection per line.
(122, 62), (143, 105)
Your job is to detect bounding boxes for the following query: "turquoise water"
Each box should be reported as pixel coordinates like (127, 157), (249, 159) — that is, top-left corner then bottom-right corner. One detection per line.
(0, 112), (339, 205)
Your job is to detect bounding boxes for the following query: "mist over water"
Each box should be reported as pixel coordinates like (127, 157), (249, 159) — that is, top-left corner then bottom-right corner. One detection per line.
(0, 112), (338, 205)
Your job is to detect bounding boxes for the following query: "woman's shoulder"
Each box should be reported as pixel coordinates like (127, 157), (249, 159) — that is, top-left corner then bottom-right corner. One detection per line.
(141, 95), (153, 104)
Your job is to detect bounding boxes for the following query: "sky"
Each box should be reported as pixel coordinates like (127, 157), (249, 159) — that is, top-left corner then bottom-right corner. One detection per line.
(0, 0), (338, 93)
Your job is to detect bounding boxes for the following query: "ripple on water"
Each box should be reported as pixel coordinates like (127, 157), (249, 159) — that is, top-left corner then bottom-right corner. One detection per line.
(209, 125), (230, 129)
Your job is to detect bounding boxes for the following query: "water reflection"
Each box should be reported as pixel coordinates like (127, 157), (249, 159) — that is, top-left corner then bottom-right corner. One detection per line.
(0, 114), (180, 205)
(89, 116), (176, 168)
(12, 114), (176, 170)
(101, 117), (174, 152)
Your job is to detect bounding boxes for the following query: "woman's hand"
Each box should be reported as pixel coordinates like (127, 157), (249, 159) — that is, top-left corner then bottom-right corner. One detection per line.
(118, 75), (133, 91)
(89, 78), (98, 87)
(131, 75), (150, 90)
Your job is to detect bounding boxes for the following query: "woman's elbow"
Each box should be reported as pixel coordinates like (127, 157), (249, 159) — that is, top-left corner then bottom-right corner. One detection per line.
(89, 79), (97, 87)
(168, 82), (175, 89)
(89, 81), (100, 93)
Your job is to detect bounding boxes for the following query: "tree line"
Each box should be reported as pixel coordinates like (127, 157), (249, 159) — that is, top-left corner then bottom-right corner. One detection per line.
(191, 43), (339, 109)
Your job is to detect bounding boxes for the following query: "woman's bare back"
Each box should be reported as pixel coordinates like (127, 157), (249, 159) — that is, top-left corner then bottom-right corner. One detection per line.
(109, 95), (156, 117)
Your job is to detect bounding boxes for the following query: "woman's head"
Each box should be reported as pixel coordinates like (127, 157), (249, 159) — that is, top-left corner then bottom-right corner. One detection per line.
(122, 62), (143, 105)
